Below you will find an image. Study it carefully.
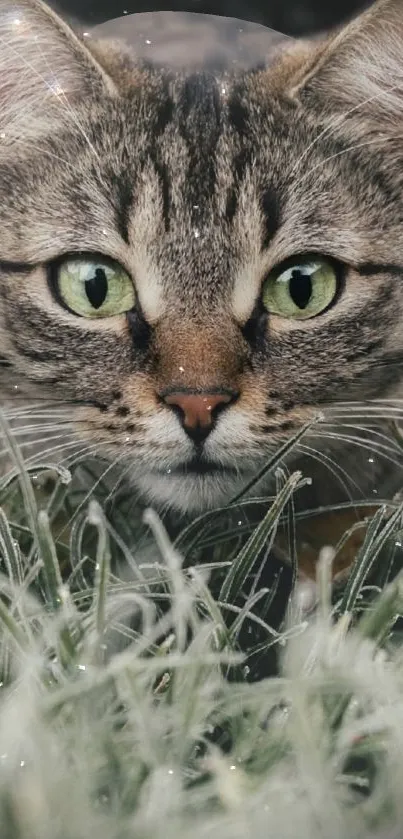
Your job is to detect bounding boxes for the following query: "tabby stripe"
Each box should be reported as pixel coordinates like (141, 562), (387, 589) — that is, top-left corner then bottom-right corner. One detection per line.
(0, 260), (35, 272)
(114, 174), (133, 245)
(149, 154), (171, 233)
(225, 148), (253, 224)
(11, 340), (64, 363)
(13, 348), (57, 363)
(261, 188), (281, 249)
(356, 263), (403, 277)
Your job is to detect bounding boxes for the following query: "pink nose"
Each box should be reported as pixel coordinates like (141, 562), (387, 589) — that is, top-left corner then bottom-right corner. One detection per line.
(162, 391), (236, 441)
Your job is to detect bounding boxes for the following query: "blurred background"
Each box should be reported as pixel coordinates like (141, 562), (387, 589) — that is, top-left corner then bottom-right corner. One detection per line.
(56, 0), (372, 37)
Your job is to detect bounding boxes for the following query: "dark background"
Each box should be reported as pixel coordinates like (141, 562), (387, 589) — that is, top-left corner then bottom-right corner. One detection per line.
(56, 0), (371, 37)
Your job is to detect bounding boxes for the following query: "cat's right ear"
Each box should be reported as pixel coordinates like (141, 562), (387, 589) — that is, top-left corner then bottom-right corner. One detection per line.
(0, 0), (116, 141)
(290, 0), (403, 125)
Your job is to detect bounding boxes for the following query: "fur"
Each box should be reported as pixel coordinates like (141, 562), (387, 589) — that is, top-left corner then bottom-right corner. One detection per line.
(1, 0), (403, 513)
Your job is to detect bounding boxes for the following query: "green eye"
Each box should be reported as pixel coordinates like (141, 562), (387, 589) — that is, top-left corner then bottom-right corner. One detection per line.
(262, 257), (338, 320)
(55, 257), (135, 318)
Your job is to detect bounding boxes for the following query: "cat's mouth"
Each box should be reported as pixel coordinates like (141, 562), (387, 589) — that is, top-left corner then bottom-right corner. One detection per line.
(139, 456), (249, 512)
(167, 458), (239, 477)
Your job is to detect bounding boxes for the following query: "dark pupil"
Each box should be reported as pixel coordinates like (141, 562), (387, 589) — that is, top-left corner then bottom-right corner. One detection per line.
(85, 267), (108, 310)
(289, 268), (313, 310)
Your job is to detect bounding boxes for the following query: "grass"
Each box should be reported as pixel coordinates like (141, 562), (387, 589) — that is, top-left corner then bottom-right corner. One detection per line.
(1, 414), (403, 838)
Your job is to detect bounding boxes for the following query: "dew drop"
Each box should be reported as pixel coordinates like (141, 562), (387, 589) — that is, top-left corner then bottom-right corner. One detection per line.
(145, 38), (151, 44)
(193, 228), (200, 239)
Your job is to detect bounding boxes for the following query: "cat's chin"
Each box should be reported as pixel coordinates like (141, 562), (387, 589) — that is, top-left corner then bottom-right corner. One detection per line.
(134, 468), (248, 514)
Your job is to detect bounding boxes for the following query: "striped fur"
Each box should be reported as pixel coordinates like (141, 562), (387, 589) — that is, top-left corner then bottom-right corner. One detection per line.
(1, 0), (403, 513)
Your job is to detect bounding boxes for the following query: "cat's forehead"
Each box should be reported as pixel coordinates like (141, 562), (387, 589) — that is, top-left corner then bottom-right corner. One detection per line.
(109, 69), (285, 303)
(112, 63), (292, 228)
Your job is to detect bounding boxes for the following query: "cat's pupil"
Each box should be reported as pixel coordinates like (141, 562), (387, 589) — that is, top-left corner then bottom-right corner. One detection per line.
(85, 267), (108, 310)
(289, 269), (312, 310)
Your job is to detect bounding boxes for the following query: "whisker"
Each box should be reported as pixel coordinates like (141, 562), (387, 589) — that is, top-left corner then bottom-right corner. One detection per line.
(314, 430), (403, 471)
(289, 79), (403, 177)
(0, 34), (101, 165)
(298, 135), (400, 186)
(320, 422), (403, 457)
(4, 137), (79, 173)
(32, 37), (102, 164)
(58, 442), (110, 470)
(4, 409), (76, 418)
(55, 451), (130, 538)
(103, 461), (137, 507)
(323, 402), (403, 419)
(1, 422), (82, 435)
(0, 436), (83, 466)
(0, 428), (77, 454)
(328, 398), (403, 407)
(324, 413), (403, 423)
(297, 442), (360, 500)
(3, 419), (99, 437)
(2, 400), (79, 415)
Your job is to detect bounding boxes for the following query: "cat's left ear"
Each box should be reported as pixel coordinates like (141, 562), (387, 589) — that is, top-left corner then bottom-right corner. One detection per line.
(0, 0), (116, 139)
(291, 0), (403, 124)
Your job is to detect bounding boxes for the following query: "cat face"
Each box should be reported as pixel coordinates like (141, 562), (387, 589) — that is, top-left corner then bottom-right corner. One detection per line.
(1, 0), (403, 513)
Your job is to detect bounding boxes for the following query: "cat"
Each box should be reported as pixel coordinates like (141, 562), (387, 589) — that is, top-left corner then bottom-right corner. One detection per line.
(1, 0), (403, 517)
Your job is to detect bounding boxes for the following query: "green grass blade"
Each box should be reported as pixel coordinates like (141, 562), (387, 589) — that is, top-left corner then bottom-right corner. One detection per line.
(0, 507), (24, 586)
(340, 503), (403, 615)
(220, 471), (305, 603)
(229, 417), (319, 505)
(88, 501), (111, 662)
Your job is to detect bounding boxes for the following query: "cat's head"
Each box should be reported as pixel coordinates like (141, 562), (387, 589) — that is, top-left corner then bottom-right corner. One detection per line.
(1, 0), (403, 513)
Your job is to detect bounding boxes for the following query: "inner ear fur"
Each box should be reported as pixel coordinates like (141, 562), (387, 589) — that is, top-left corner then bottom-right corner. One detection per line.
(0, 0), (116, 140)
(290, 0), (403, 123)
